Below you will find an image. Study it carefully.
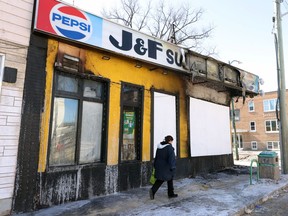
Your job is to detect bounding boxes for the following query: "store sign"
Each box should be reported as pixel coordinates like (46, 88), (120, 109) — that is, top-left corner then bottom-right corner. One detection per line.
(34, 0), (188, 72)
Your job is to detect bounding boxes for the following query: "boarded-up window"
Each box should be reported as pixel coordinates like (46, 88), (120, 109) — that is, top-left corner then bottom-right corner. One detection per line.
(153, 92), (177, 157)
(189, 97), (231, 157)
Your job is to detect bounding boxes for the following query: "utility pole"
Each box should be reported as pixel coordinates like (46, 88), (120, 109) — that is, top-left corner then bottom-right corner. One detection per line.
(231, 99), (239, 160)
(274, 0), (288, 174)
(229, 60), (241, 161)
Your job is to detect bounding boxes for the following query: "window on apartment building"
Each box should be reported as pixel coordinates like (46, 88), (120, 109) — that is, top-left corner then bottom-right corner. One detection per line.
(248, 101), (255, 112)
(251, 141), (258, 150)
(267, 141), (280, 150)
(234, 109), (240, 121)
(120, 83), (143, 161)
(48, 72), (108, 166)
(0, 54), (5, 94)
(238, 134), (243, 148)
(250, 121), (256, 132)
(263, 99), (278, 112)
(265, 120), (279, 132)
(232, 134), (243, 148)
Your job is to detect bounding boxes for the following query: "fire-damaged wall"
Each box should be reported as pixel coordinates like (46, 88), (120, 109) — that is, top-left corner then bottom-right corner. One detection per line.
(13, 34), (47, 212)
(12, 32), (235, 213)
(38, 163), (150, 207)
(34, 37), (188, 206)
(11, 0), (261, 213)
(185, 80), (231, 106)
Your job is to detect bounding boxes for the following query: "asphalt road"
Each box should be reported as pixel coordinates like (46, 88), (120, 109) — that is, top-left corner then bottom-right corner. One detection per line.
(247, 186), (288, 216)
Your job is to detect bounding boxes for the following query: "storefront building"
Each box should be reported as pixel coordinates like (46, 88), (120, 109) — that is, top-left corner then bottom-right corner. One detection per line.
(12, 0), (260, 213)
(0, 1), (34, 215)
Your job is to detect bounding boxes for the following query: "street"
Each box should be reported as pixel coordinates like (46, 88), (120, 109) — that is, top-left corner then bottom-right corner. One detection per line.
(247, 186), (288, 215)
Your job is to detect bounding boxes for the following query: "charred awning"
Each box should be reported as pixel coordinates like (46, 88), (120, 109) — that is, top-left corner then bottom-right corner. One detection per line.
(186, 51), (259, 98)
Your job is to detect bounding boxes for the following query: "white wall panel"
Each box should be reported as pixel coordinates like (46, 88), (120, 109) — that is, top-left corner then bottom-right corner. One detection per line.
(153, 92), (177, 157)
(189, 97), (232, 157)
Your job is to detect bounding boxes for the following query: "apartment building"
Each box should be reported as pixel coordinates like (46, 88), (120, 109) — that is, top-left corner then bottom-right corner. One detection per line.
(0, 0), (33, 215)
(233, 90), (285, 151)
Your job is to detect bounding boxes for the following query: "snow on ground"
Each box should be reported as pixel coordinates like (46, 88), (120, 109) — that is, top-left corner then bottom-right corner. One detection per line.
(17, 150), (287, 216)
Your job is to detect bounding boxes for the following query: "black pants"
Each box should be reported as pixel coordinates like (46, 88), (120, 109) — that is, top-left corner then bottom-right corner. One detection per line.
(151, 179), (174, 196)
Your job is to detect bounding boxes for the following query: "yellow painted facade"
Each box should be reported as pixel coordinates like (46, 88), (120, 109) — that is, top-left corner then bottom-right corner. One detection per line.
(38, 40), (58, 172)
(38, 39), (189, 172)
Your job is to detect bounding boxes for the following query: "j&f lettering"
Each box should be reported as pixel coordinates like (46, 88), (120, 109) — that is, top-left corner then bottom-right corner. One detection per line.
(109, 30), (185, 67)
(109, 30), (163, 59)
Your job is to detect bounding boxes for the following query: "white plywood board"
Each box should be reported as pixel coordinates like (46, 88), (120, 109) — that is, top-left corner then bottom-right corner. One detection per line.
(189, 97), (232, 157)
(153, 92), (177, 157)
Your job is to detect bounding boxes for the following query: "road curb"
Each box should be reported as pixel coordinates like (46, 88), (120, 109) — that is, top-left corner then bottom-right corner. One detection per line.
(233, 181), (288, 216)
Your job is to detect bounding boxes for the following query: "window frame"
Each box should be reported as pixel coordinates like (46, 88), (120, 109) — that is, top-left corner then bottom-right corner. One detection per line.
(248, 101), (255, 112)
(263, 99), (278, 112)
(250, 121), (256, 132)
(265, 119), (279, 133)
(231, 133), (243, 149)
(47, 71), (109, 168)
(119, 82), (144, 163)
(0, 54), (5, 94)
(267, 141), (280, 150)
(238, 134), (243, 149)
(234, 109), (240, 121)
(251, 141), (258, 150)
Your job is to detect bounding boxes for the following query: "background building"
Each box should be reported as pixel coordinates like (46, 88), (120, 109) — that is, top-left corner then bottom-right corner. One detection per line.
(233, 90), (287, 151)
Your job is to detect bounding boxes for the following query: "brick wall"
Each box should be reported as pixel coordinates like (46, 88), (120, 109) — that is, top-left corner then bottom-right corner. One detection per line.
(0, 40), (27, 215)
(0, 0), (33, 214)
(234, 91), (287, 151)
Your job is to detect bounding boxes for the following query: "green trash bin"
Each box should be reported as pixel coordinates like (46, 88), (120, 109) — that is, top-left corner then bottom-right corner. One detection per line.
(258, 151), (280, 180)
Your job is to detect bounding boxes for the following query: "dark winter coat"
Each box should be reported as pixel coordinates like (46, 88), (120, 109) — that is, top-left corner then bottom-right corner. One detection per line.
(154, 142), (176, 181)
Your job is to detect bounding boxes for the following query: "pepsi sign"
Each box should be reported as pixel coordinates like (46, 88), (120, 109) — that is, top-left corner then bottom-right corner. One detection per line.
(50, 4), (92, 42)
(34, 0), (190, 73)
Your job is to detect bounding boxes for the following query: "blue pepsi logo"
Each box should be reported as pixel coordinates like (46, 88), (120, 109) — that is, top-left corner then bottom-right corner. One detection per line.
(50, 4), (92, 41)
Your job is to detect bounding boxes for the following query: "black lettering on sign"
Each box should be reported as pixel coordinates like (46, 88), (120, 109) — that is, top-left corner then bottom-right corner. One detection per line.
(174, 51), (183, 67)
(166, 49), (174, 64)
(134, 38), (147, 55)
(148, 40), (163, 59)
(109, 29), (186, 67)
(109, 30), (132, 51)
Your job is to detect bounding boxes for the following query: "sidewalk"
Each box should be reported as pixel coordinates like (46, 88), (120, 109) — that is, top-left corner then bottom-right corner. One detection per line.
(16, 166), (288, 216)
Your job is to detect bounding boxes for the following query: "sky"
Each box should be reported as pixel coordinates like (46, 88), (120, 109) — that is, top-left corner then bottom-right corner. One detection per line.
(60, 0), (288, 93)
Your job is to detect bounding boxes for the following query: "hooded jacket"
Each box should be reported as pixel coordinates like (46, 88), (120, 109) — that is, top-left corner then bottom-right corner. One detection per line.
(154, 142), (176, 181)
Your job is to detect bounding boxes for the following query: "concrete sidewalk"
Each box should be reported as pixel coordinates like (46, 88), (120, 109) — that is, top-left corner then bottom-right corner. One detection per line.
(16, 167), (288, 216)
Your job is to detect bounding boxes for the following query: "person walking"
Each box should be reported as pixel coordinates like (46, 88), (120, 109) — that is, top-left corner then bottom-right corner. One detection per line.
(149, 135), (178, 200)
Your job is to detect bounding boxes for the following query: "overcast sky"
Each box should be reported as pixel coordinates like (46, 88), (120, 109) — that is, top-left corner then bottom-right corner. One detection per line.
(60, 0), (288, 93)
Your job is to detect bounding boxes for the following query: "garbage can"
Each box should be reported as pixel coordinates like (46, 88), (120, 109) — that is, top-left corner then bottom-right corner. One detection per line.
(258, 151), (280, 180)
